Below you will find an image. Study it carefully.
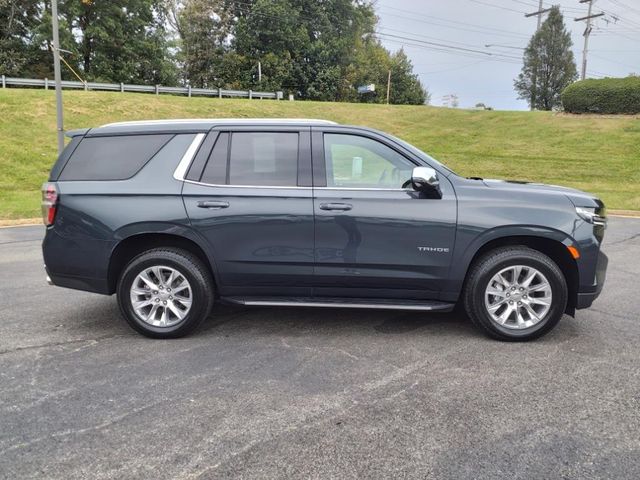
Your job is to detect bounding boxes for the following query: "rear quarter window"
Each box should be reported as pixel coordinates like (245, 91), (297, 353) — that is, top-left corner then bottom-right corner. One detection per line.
(58, 134), (173, 181)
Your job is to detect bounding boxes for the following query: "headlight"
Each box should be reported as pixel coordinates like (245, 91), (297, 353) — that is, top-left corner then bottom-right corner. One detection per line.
(576, 206), (607, 226)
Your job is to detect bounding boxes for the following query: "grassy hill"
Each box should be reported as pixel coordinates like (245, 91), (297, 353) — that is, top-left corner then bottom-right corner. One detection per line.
(0, 88), (638, 219)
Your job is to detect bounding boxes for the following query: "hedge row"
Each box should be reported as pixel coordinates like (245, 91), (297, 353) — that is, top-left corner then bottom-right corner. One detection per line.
(562, 76), (640, 114)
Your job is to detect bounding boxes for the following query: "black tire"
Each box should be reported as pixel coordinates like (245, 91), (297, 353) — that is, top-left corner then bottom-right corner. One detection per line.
(463, 247), (567, 341)
(117, 248), (214, 339)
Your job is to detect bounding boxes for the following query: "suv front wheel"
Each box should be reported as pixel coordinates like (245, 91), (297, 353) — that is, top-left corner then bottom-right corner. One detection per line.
(463, 247), (568, 341)
(117, 248), (214, 338)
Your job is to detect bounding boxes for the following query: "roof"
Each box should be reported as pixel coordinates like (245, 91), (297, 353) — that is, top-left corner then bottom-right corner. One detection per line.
(85, 118), (338, 136)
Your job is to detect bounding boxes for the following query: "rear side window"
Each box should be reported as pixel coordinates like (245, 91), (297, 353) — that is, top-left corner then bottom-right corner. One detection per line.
(228, 132), (299, 186)
(200, 133), (229, 185)
(59, 134), (173, 181)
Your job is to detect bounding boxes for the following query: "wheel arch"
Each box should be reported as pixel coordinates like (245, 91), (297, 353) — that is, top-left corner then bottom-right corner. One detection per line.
(453, 229), (579, 315)
(107, 228), (219, 295)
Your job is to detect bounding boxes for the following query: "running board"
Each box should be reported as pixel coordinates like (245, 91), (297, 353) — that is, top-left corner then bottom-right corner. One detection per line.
(221, 296), (455, 312)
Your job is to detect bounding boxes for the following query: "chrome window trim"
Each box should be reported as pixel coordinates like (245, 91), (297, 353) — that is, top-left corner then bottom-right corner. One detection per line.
(181, 179), (411, 192)
(315, 186), (410, 192)
(182, 179), (312, 190)
(173, 133), (206, 181)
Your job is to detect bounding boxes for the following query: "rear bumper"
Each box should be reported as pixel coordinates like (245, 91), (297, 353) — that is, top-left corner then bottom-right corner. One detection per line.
(46, 270), (110, 294)
(576, 249), (608, 309)
(45, 263), (110, 294)
(43, 226), (112, 295)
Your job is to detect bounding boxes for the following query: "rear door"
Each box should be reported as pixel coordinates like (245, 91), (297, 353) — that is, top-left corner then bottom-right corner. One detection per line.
(311, 127), (457, 300)
(182, 126), (314, 297)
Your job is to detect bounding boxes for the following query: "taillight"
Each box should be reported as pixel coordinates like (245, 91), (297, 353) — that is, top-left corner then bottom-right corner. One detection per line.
(42, 183), (58, 226)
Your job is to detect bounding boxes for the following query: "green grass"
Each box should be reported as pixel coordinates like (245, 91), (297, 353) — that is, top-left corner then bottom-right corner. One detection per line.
(0, 88), (638, 218)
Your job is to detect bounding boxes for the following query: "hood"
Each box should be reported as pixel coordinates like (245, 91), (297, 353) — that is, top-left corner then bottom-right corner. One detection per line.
(481, 178), (603, 208)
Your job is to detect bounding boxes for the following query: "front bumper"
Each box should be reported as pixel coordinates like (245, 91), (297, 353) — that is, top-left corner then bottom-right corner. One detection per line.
(576, 249), (608, 309)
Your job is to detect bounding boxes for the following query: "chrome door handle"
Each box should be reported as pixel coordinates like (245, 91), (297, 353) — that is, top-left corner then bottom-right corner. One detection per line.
(197, 200), (229, 209)
(319, 203), (352, 211)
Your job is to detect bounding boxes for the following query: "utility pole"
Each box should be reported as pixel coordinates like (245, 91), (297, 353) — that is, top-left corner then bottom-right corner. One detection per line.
(258, 61), (262, 84)
(51, 0), (64, 154)
(524, 1), (552, 111)
(386, 70), (391, 105)
(575, 0), (605, 80)
(524, 1), (552, 28)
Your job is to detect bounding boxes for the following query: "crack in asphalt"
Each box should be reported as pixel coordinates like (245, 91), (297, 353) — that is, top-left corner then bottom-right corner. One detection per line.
(589, 308), (637, 322)
(0, 400), (163, 457)
(0, 239), (41, 246)
(177, 348), (460, 479)
(0, 333), (133, 355)
(606, 232), (640, 246)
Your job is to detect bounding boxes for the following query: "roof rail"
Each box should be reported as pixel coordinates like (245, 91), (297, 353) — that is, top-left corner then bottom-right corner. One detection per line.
(100, 118), (338, 127)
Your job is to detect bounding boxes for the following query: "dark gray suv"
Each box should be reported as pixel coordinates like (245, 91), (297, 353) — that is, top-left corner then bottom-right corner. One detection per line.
(42, 119), (608, 340)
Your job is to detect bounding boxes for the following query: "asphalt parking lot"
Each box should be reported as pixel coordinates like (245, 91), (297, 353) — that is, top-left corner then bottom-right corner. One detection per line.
(1, 218), (639, 479)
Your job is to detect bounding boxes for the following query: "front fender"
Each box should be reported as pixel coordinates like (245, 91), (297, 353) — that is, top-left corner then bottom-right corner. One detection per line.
(441, 224), (578, 301)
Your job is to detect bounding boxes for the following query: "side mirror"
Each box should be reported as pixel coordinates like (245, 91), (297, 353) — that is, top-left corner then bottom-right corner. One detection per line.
(411, 167), (442, 198)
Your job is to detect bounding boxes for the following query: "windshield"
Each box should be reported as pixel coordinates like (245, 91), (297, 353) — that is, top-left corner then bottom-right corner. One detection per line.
(387, 133), (457, 176)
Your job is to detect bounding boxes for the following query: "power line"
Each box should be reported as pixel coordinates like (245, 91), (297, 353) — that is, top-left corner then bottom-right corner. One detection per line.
(603, 0), (640, 19)
(377, 3), (530, 39)
(592, 29), (640, 43)
(375, 32), (522, 60)
(376, 36), (522, 64)
(378, 27), (521, 57)
(416, 60), (490, 75)
(591, 52), (640, 70)
(466, 0), (527, 14)
(513, 0), (584, 13)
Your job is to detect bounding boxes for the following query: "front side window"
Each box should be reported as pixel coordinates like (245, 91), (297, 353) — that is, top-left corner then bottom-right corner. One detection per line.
(228, 132), (299, 186)
(323, 134), (414, 189)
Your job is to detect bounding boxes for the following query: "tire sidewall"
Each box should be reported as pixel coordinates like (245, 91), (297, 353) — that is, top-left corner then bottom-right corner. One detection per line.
(472, 252), (567, 340)
(117, 253), (211, 338)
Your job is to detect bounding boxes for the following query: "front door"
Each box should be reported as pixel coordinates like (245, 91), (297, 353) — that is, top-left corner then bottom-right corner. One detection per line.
(311, 129), (457, 300)
(183, 127), (314, 297)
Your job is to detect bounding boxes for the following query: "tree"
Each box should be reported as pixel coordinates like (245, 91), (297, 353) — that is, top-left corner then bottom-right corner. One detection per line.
(389, 49), (428, 105)
(57, 0), (177, 85)
(0, 0), (44, 76)
(174, 0), (233, 87)
(230, 0), (428, 104)
(514, 6), (577, 110)
(6, 0), (427, 103)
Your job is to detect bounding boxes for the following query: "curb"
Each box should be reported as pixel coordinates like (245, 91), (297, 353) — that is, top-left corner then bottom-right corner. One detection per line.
(0, 218), (41, 228)
(608, 210), (640, 218)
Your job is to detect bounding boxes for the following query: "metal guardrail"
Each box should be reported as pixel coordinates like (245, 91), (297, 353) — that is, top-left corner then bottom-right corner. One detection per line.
(0, 75), (284, 100)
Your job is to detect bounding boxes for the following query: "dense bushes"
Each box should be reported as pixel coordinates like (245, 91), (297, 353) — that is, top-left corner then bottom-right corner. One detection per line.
(562, 77), (640, 114)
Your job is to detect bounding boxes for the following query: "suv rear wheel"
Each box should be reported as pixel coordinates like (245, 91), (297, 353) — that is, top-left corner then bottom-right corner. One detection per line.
(463, 247), (568, 341)
(117, 248), (214, 338)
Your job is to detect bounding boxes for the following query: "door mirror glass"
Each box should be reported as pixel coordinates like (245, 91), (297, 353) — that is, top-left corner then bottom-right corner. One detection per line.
(411, 167), (442, 197)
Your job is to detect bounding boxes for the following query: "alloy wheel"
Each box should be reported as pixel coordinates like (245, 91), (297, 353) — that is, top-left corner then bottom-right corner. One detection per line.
(484, 265), (553, 330)
(129, 265), (193, 327)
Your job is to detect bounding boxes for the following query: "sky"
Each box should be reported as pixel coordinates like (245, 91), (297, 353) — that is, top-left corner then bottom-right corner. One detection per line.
(374, 0), (640, 110)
